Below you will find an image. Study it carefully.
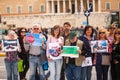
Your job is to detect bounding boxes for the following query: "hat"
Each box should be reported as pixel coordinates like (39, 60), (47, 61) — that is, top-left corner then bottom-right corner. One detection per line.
(69, 31), (77, 39)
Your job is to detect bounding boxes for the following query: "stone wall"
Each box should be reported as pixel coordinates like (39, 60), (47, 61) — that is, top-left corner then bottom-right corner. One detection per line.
(1, 12), (110, 29)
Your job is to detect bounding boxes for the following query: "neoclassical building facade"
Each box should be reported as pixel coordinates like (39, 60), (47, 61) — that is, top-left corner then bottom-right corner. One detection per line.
(0, 0), (120, 29)
(46, 0), (102, 14)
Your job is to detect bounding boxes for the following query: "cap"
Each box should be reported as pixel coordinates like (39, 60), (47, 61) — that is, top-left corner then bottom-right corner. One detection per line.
(69, 31), (77, 39)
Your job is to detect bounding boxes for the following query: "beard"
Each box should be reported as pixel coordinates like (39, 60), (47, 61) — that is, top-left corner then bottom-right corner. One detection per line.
(64, 28), (70, 32)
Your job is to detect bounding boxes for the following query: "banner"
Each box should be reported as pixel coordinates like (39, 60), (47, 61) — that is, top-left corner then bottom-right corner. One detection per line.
(90, 40), (108, 53)
(26, 33), (44, 46)
(61, 46), (79, 58)
(2, 39), (18, 52)
(81, 57), (92, 67)
(49, 42), (62, 60)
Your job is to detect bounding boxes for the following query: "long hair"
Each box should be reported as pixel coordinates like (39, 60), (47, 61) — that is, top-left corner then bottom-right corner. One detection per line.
(114, 29), (120, 42)
(17, 28), (27, 37)
(51, 25), (60, 38)
(97, 28), (108, 40)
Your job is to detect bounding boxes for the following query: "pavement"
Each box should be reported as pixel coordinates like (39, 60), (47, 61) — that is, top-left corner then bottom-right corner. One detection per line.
(0, 56), (111, 80)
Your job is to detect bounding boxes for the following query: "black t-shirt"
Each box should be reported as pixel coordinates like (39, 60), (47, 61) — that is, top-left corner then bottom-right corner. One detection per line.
(68, 41), (77, 64)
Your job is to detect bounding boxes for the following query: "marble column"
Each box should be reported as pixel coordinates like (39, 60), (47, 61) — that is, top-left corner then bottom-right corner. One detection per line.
(98, 0), (101, 12)
(92, 0), (95, 12)
(80, 0), (84, 12)
(63, 0), (66, 13)
(57, 0), (60, 13)
(52, 0), (54, 13)
(46, 0), (49, 13)
(75, 0), (77, 14)
(69, 0), (72, 13)
(87, 0), (89, 10)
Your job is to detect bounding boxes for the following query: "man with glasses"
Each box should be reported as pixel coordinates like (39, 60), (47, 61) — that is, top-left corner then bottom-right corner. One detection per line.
(24, 23), (46, 80)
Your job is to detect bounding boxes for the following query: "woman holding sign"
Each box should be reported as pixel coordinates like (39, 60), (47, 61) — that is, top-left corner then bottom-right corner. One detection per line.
(2, 30), (20, 80)
(94, 28), (111, 80)
(46, 25), (64, 80)
(79, 25), (95, 80)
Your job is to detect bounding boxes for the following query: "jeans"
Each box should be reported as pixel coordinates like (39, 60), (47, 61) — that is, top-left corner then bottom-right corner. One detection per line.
(65, 64), (82, 80)
(95, 65), (109, 80)
(49, 59), (63, 80)
(81, 66), (92, 80)
(29, 55), (44, 80)
(4, 60), (18, 80)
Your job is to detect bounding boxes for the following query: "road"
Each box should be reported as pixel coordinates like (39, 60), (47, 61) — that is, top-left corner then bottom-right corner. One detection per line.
(0, 57), (111, 80)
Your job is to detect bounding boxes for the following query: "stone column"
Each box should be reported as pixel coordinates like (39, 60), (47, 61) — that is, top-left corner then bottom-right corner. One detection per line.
(80, 0), (84, 12)
(98, 0), (101, 12)
(69, 0), (72, 13)
(46, 0), (49, 13)
(92, 0), (95, 12)
(87, 0), (89, 10)
(52, 0), (54, 13)
(57, 0), (60, 13)
(75, 0), (77, 14)
(63, 0), (66, 13)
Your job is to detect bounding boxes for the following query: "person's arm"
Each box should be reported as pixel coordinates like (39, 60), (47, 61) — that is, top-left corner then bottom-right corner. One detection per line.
(17, 39), (21, 52)
(23, 36), (30, 52)
(46, 36), (52, 60)
(41, 35), (46, 49)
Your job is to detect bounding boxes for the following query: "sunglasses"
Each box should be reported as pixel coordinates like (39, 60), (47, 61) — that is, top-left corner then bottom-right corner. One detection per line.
(33, 28), (39, 30)
(21, 31), (26, 33)
(109, 27), (115, 29)
(115, 32), (120, 35)
(99, 32), (105, 34)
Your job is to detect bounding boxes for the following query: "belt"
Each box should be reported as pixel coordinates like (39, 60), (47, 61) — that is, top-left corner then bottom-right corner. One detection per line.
(30, 54), (41, 57)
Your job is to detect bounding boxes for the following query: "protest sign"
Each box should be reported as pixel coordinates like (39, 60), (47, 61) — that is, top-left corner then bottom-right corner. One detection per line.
(49, 42), (62, 60)
(26, 33), (44, 46)
(90, 40), (108, 53)
(61, 46), (79, 58)
(2, 39), (18, 52)
(81, 57), (92, 67)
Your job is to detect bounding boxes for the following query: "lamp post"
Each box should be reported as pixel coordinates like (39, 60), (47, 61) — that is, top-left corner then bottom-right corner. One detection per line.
(86, 0), (89, 25)
(84, 0), (89, 25)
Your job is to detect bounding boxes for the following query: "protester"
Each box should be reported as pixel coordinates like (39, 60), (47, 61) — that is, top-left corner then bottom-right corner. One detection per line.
(64, 31), (83, 80)
(60, 22), (71, 80)
(111, 29), (120, 80)
(107, 25), (116, 53)
(79, 25), (96, 80)
(94, 28), (110, 80)
(24, 23), (46, 80)
(62, 22), (71, 43)
(17, 28), (29, 80)
(3, 30), (20, 80)
(46, 25), (64, 80)
(107, 25), (116, 80)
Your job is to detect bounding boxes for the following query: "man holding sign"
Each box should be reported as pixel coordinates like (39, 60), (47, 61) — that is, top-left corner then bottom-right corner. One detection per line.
(62, 31), (84, 80)
(24, 23), (46, 80)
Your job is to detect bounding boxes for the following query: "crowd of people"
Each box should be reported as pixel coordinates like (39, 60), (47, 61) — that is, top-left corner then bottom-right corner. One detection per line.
(1, 22), (120, 80)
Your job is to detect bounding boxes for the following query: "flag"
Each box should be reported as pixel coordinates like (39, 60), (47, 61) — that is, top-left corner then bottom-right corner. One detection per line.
(88, 2), (93, 12)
